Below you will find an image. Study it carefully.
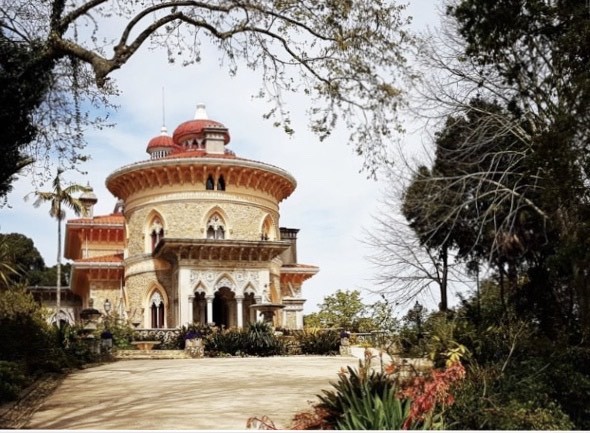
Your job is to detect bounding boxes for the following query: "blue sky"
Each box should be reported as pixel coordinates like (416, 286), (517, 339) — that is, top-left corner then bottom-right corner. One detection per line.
(0, 1), (454, 314)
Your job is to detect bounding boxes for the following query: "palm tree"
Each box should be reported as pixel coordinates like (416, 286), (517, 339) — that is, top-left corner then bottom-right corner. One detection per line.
(26, 169), (89, 323)
(0, 234), (20, 289)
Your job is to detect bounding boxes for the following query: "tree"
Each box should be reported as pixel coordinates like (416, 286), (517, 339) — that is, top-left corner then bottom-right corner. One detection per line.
(366, 189), (468, 312)
(26, 169), (88, 320)
(0, 0), (415, 200)
(0, 30), (52, 201)
(0, 233), (46, 287)
(441, 0), (590, 336)
(0, 235), (19, 289)
(400, 0), (590, 336)
(305, 289), (369, 331)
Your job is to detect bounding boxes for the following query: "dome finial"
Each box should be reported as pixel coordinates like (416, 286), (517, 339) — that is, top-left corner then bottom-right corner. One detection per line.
(194, 103), (208, 120)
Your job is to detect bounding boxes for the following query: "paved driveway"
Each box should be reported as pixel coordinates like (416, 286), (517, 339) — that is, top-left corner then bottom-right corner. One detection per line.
(26, 356), (359, 430)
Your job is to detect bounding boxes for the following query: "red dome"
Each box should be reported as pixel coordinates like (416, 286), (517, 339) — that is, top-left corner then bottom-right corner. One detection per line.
(146, 134), (175, 152)
(173, 119), (231, 145)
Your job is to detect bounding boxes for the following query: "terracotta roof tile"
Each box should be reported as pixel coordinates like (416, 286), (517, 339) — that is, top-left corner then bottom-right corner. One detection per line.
(68, 213), (124, 225)
(173, 119), (230, 144)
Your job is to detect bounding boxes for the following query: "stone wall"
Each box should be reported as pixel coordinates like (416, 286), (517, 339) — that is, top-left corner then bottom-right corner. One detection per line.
(125, 192), (280, 256)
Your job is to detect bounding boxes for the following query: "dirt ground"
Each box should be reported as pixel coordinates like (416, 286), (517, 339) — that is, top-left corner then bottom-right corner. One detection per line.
(20, 356), (359, 430)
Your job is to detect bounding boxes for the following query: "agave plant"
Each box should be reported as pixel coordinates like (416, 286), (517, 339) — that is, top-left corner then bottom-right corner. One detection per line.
(336, 380), (412, 430)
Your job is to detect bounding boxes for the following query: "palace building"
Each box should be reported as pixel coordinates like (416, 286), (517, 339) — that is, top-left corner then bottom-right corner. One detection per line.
(64, 104), (318, 329)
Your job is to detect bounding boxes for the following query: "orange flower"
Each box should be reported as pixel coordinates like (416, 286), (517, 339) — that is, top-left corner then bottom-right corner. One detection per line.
(401, 361), (465, 429)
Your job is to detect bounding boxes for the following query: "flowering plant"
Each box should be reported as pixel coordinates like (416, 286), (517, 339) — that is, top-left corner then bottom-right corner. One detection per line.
(185, 330), (202, 340)
(401, 361), (466, 429)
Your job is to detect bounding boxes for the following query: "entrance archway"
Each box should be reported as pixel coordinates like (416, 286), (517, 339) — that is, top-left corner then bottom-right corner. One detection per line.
(213, 287), (235, 328)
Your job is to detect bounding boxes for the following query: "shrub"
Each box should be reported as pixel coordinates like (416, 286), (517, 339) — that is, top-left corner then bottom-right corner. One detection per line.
(0, 287), (71, 373)
(335, 380), (411, 430)
(204, 322), (286, 357)
(101, 315), (135, 349)
(0, 361), (30, 403)
(243, 322), (286, 357)
(296, 328), (340, 355)
(315, 358), (398, 427)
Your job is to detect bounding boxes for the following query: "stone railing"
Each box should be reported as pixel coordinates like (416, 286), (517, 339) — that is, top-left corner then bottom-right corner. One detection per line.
(350, 331), (396, 350)
(132, 328), (182, 348)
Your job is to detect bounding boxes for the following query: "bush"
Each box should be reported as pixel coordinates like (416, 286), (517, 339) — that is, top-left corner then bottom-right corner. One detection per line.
(315, 359), (398, 428)
(243, 322), (286, 356)
(173, 323), (213, 349)
(335, 379), (411, 430)
(205, 328), (246, 356)
(204, 322), (286, 357)
(0, 361), (30, 403)
(0, 287), (69, 373)
(296, 328), (340, 355)
(446, 365), (574, 430)
(101, 315), (135, 349)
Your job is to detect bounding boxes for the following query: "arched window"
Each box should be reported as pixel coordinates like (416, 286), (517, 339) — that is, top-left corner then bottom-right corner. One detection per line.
(217, 175), (226, 191)
(206, 175), (215, 190)
(150, 291), (165, 328)
(206, 215), (225, 240)
(261, 215), (273, 241)
(149, 219), (164, 252)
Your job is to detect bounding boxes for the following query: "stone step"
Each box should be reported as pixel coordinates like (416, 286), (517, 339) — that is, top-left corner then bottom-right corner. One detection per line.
(114, 350), (191, 360)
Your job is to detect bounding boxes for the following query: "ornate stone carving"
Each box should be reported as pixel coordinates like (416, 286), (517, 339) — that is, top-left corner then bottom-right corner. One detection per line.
(215, 276), (234, 290)
(189, 270), (200, 285)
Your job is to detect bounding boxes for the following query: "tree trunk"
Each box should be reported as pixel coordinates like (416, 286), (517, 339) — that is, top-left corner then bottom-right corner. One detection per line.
(439, 245), (449, 312)
(56, 215), (61, 326)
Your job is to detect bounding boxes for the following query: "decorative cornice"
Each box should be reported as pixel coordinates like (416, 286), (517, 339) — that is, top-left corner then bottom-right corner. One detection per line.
(106, 157), (296, 203)
(153, 238), (290, 263)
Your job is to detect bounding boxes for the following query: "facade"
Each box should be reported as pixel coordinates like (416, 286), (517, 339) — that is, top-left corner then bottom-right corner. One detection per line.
(64, 104), (318, 329)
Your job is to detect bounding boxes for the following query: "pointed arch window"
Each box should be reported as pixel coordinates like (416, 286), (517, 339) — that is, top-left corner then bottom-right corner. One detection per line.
(150, 291), (165, 328)
(261, 216), (273, 241)
(217, 175), (226, 191)
(206, 175), (215, 190)
(149, 219), (164, 252)
(206, 214), (226, 240)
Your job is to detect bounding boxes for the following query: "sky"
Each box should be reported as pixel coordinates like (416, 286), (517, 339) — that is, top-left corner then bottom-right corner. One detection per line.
(0, 1), (455, 314)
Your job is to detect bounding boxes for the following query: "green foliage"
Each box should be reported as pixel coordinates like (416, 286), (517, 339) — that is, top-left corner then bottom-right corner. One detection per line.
(0, 287), (103, 402)
(296, 329), (340, 355)
(204, 322), (286, 357)
(173, 323), (213, 349)
(0, 29), (52, 200)
(335, 379), (411, 430)
(0, 233), (45, 286)
(304, 289), (375, 332)
(430, 284), (588, 429)
(99, 315), (135, 349)
(0, 286), (57, 369)
(0, 361), (30, 403)
(316, 359), (398, 428)
(205, 328), (245, 356)
(0, 286), (120, 406)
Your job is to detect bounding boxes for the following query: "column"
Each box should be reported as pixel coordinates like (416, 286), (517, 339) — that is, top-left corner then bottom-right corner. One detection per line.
(188, 295), (195, 325)
(206, 295), (214, 325)
(177, 267), (192, 325)
(236, 295), (244, 329)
